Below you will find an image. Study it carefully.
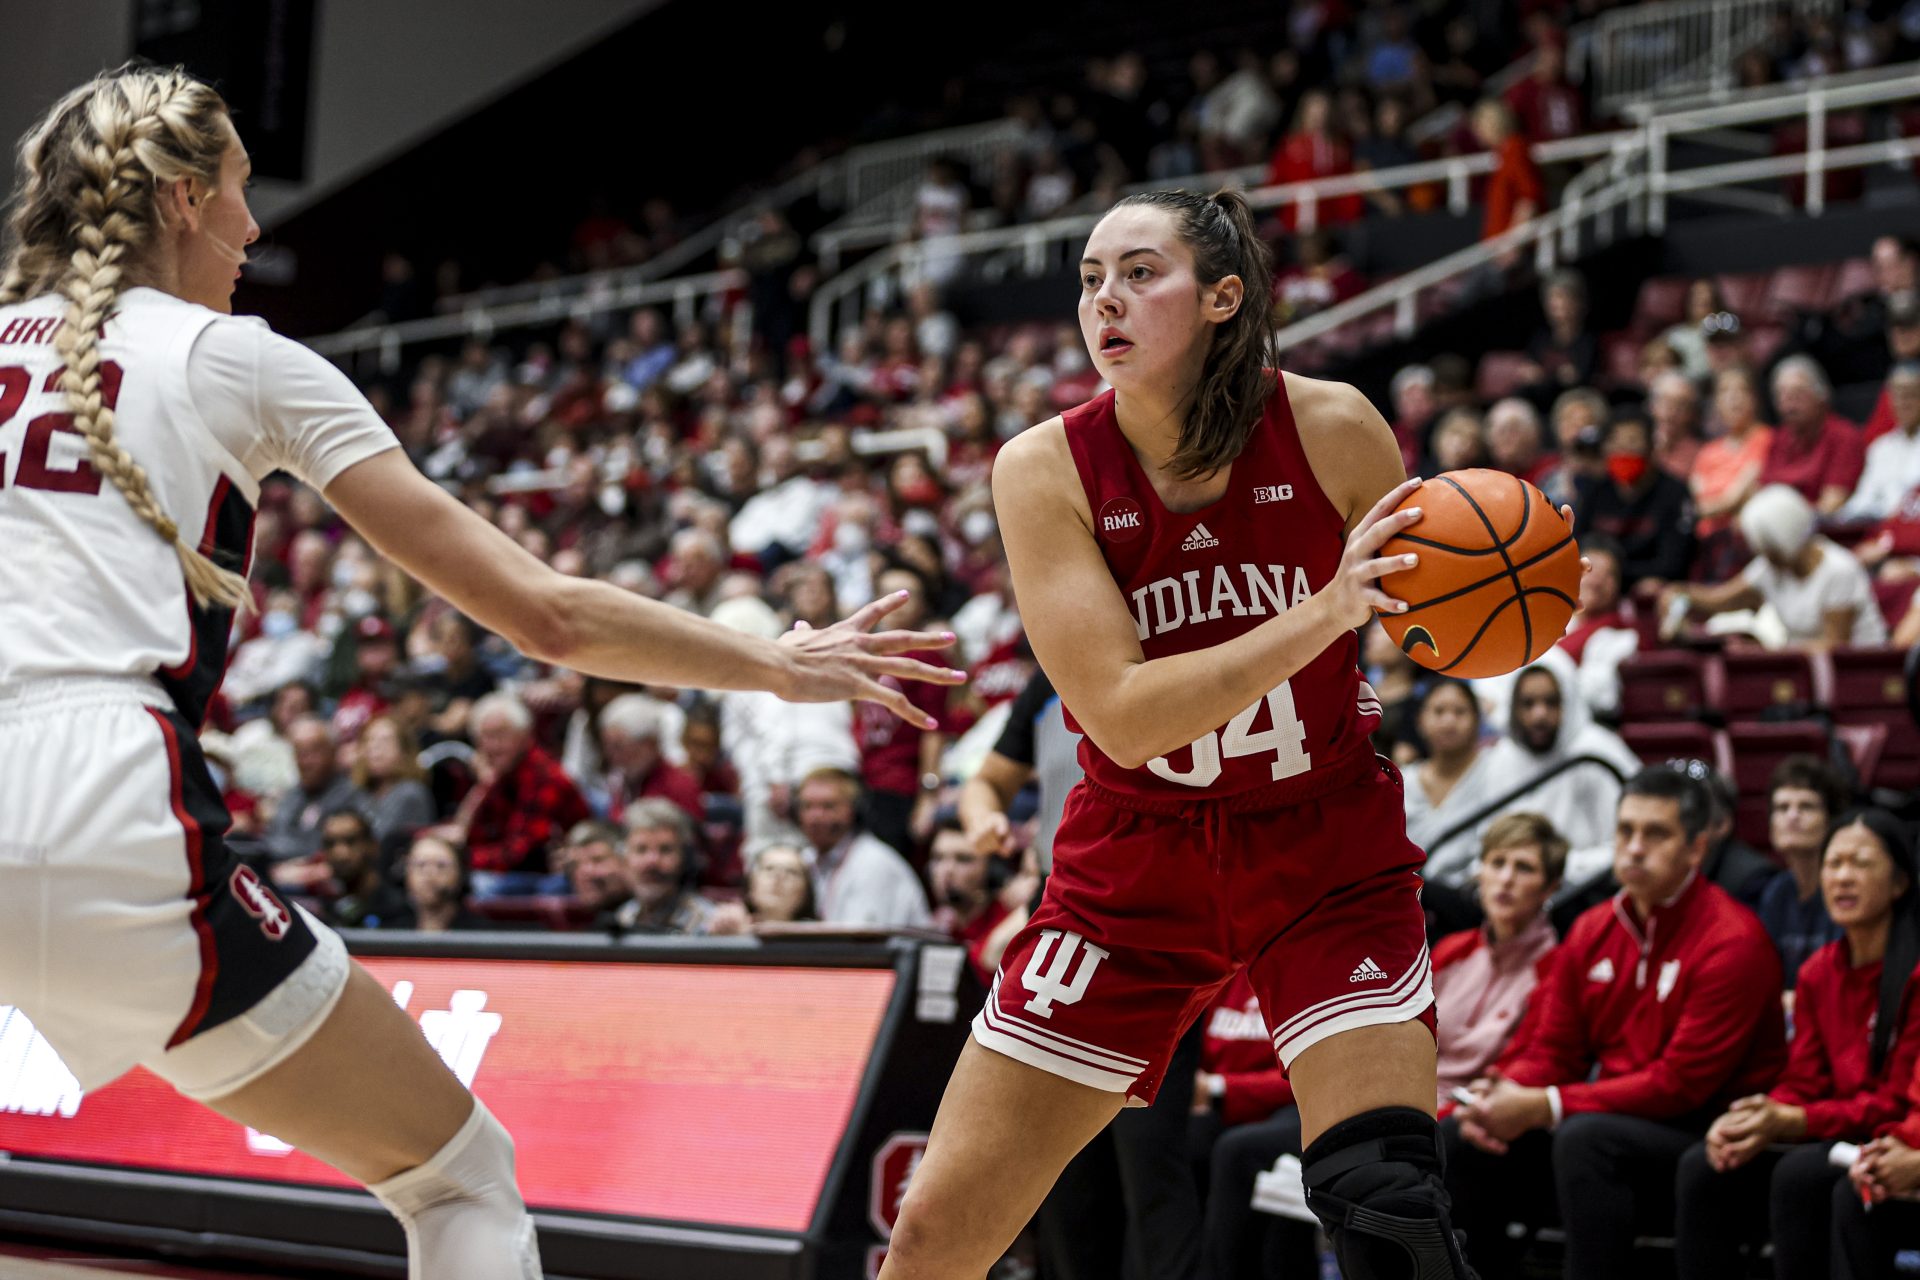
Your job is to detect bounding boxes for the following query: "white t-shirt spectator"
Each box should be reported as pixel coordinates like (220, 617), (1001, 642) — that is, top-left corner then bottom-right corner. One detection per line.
(1742, 538), (1888, 646)
(816, 831), (932, 929)
(1838, 425), (1920, 523)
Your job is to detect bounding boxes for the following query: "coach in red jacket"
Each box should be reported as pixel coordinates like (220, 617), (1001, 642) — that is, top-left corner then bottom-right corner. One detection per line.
(1445, 767), (1788, 1280)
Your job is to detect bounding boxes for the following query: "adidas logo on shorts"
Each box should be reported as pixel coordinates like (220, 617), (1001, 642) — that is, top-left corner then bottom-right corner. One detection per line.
(1181, 523), (1221, 551)
(1349, 956), (1390, 983)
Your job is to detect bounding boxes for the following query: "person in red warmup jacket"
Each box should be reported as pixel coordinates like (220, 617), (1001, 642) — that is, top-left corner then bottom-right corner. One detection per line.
(1676, 808), (1920, 1279)
(1446, 767), (1788, 1280)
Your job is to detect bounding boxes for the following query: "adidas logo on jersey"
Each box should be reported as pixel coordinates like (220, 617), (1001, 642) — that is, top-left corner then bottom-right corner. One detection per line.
(1181, 523), (1221, 551)
(1349, 956), (1390, 983)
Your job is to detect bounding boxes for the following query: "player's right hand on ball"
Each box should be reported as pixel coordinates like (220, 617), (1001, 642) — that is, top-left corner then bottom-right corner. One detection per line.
(1324, 476), (1424, 630)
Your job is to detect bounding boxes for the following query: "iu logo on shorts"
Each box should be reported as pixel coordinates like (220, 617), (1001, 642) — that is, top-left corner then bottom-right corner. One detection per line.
(1021, 929), (1109, 1019)
(229, 864), (292, 941)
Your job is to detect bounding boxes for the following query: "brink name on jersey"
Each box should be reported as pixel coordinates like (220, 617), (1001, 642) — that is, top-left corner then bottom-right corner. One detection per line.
(1129, 563), (1314, 641)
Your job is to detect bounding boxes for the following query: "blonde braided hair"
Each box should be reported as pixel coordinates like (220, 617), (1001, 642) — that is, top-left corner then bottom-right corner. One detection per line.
(1, 65), (250, 609)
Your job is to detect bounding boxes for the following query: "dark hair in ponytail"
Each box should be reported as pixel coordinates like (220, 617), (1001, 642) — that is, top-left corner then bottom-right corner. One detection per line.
(1829, 808), (1920, 1075)
(1106, 187), (1277, 480)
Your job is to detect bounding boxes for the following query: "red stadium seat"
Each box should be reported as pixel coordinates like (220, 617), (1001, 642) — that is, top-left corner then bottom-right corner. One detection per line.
(1728, 720), (1833, 847)
(1835, 257), (1877, 304)
(1602, 331), (1641, 386)
(1827, 646), (1920, 792)
(1745, 324), (1789, 369)
(1617, 649), (1717, 723)
(1719, 651), (1818, 719)
(1835, 722), (1889, 791)
(1476, 350), (1536, 401)
(1631, 276), (1690, 337)
(1715, 273), (1770, 323)
(1764, 264), (1836, 322)
(1620, 722), (1732, 776)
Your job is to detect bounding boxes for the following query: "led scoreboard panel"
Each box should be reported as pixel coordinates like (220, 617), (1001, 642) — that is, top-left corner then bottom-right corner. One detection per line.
(0, 936), (975, 1280)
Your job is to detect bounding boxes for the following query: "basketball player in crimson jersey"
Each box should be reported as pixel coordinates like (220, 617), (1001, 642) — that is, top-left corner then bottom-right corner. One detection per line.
(880, 190), (1552, 1279)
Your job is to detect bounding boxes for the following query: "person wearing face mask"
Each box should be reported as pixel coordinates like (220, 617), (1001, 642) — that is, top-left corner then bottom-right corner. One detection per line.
(1661, 483), (1887, 649)
(1571, 409), (1697, 593)
(1676, 808), (1920, 1280)
(223, 587), (327, 706)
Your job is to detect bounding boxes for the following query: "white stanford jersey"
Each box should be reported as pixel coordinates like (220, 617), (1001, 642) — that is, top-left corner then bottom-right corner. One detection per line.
(0, 287), (396, 724)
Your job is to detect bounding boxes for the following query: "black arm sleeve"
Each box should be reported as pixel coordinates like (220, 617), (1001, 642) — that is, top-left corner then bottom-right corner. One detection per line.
(991, 668), (1056, 768)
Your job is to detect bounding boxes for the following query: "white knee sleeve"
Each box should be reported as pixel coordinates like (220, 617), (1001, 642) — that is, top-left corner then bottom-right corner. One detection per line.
(368, 1100), (541, 1280)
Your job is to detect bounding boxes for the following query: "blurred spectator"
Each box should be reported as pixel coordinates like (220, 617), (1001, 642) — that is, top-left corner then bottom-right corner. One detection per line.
(1758, 754), (1852, 990)
(318, 807), (407, 929)
(680, 701), (740, 797)
(1863, 297), (1920, 441)
(1485, 397), (1554, 488)
(1479, 650), (1642, 886)
(1761, 355), (1865, 516)
(1692, 366), (1773, 541)
(1839, 362), (1920, 522)
(1478, 534), (1638, 727)
(1267, 90), (1362, 230)
(595, 693), (703, 824)
(385, 833), (487, 932)
(662, 528), (729, 617)
(926, 815), (1012, 984)
(1572, 409), (1697, 591)
(1474, 99), (1542, 242)
(350, 714), (436, 853)
(1429, 15), (1491, 106)
(1429, 406), (1488, 473)
(729, 436), (835, 560)
(224, 588), (326, 707)
(1519, 271), (1598, 398)
(796, 767), (931, 928)
(599, 801), (720, 935)
(724, 842), (820, 928)
(456, 691), (591, 892)
(333, 614), (399, 744)
(1662, 279), (1729, 381)
(1363, 621), (1424, 764)
(1273, 230), (1365, 325)
(1354, 96), (1423, 215)
(1677, 809), (1920, 1278)
(1448, 769), (1786, 1280)
(1402, 679), (1497, 887)
(910, 156), (970, 287)
(424, 613), (495, 741)
(1542, 386), (1607, 507)
(1197, 48), (1283, 168)
(264, 716), (367, 884)
(1667, 484), (1887, 648)
(856, 564), (953, 859)
(1649, 371), (1704, 481)
(1388, 363), (1437, 473)
(1503, 34), (1584, 144)
(1696, 764), (1778, 911)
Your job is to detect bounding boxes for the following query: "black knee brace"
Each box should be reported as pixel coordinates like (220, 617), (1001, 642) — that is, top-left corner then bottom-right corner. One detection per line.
(1301, 1106), (1478, 1280)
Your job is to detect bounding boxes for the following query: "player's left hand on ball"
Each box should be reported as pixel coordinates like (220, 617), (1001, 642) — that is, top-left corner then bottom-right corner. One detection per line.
(1556, 503), (1592, 576)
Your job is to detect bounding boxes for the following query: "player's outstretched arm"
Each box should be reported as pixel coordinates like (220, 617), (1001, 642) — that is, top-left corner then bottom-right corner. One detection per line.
(992, 415), (1421, 770)
(325, 450), (961, 726)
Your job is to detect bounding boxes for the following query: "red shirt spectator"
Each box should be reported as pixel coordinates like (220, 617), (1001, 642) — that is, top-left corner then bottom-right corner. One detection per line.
(1503, 42), (1585, 143)
(1771, 940), (1920, 1139)
(1199, 970), (1296, 1126)
(463, 695), (592, 875)
(1499, 874), (1786, 1119)
(1267, 91), (1364, 230)
(1760, 412), (1866, 508)
(1483, 135), (1544, 240)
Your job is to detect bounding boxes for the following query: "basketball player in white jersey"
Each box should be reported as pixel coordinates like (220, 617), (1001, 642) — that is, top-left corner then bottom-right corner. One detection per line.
(0, 66), (959, 1279)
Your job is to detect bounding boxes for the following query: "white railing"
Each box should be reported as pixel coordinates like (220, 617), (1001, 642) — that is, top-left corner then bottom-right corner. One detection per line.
(307, 268), (748, 374)
(806, 131), (1631, 354)
(1271, 72), (1920, 357)
(1589, 0), (1840, 117)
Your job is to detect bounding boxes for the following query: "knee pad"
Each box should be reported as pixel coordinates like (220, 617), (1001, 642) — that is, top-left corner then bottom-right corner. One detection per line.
(1301, 1106), (1478, 1280)
(369, 1100), (542, 1280)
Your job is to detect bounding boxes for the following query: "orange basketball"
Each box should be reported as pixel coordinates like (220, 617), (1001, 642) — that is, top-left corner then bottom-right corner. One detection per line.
(1376, 469), (1582, 679)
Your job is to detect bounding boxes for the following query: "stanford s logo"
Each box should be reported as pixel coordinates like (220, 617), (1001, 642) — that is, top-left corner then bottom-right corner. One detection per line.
(229, 864), (292, 941)
(1021, 929), (1109, 1018)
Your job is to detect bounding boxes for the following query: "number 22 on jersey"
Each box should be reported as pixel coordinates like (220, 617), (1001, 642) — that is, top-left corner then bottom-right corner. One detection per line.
(0, 362), (123, 494)
(1146, 680), (1313, 788)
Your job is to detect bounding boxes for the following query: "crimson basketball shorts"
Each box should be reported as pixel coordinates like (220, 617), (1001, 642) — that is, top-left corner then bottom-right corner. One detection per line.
(0, 677), (349, 1101)
(974, 749), (1434, 1105)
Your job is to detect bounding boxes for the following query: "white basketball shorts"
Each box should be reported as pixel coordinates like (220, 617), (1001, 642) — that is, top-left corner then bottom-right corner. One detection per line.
(0, 677), (348, 1101)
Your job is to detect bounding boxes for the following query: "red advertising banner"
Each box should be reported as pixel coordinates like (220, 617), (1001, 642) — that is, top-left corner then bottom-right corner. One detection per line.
(0, 957), (895, 1232)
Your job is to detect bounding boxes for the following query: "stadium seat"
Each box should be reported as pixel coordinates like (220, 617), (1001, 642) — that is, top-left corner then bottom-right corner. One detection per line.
(1827, 646), (1920, 792)
(1617, 649), (1717, 723)
(1835, 722), (1889, 791)
(1835, 257), (1878, 303)
(1715, 273), (1770, 322)
(1601, 331), (1641, 386)
(1620, 724), (1733, 780)
(1476, 351), (1536, 401)
(1764, 264), (1836, 322)
(1728, 720), (1833, 847)
(1745, 323), (1789, 368)
(1719, 651), (1818, 719)
(1631, 276), (1690, 337)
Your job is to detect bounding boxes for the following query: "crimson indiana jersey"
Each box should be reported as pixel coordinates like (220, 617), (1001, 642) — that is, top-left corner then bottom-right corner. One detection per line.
(1059, 378), (1381, 800)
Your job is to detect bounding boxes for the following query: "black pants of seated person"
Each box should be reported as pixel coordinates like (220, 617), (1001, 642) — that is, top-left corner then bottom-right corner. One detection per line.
(1443, 1111), (1701, 1280)
(1196, 1106), (1319, 1280)
(1830, 1177), (1920, 1279)
(1673, 1139), (1840, 1278)
(1034, 1021), (1205, 1280)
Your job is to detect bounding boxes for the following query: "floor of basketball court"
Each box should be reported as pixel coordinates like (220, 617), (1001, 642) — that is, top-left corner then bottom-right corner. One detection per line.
(0, 1243), (294, 1279)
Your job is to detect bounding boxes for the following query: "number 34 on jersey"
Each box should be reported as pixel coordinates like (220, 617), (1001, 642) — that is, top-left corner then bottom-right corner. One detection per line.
(1146, 680), (1313, 789)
